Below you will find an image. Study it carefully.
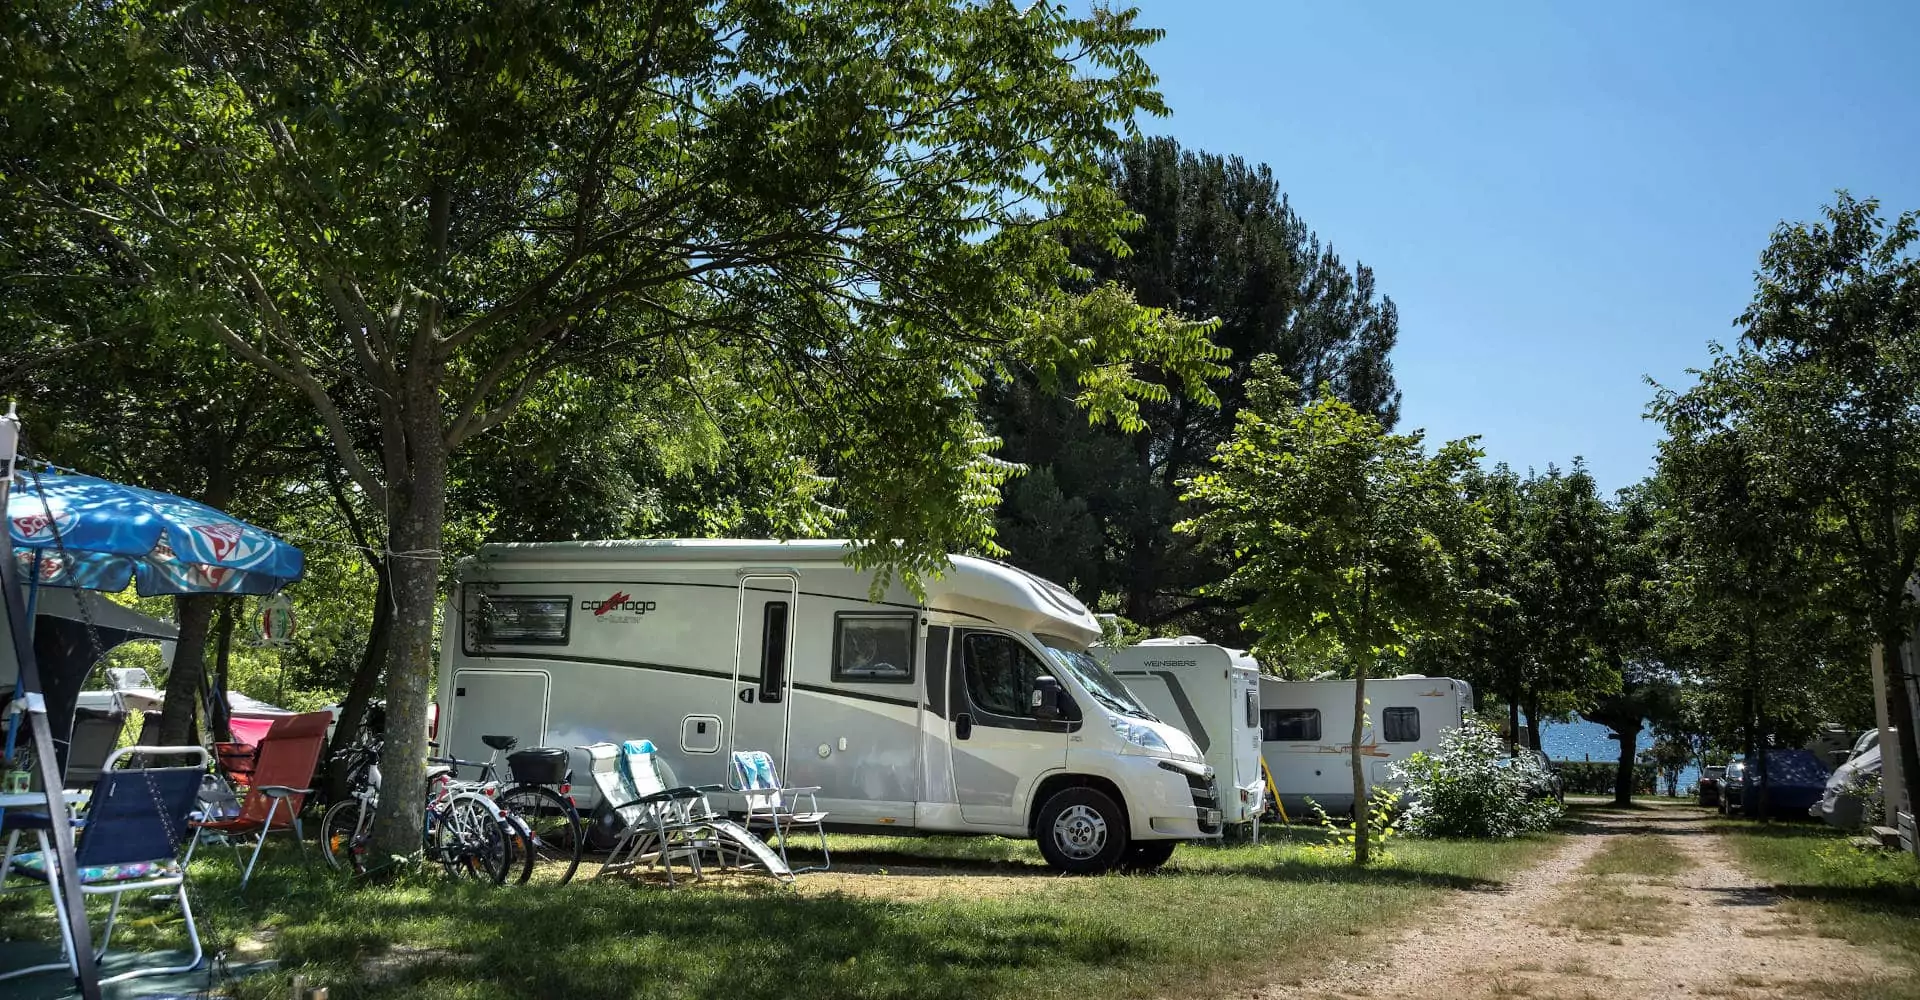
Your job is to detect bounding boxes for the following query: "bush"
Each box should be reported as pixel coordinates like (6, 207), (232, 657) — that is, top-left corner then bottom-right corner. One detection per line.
(1390, 716), (1564, 838)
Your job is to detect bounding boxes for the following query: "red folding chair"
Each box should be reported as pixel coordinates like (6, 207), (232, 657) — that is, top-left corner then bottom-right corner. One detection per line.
(186, 711), (329, 888)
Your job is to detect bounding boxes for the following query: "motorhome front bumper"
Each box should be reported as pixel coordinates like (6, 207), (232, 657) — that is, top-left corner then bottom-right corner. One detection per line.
(1158, 759), (1222, 836)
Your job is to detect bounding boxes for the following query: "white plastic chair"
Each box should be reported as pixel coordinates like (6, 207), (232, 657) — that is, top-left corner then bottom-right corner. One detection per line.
(730, 750), (829, 873)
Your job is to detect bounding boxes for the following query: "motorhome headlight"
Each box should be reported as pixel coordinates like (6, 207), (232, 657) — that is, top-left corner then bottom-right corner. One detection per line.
(1110, 716), (1170, 753)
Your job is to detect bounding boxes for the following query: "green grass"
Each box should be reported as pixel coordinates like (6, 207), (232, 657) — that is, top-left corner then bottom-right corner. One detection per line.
(0, 825), (1559, 1000)
(1713, 820), (1920, 1000)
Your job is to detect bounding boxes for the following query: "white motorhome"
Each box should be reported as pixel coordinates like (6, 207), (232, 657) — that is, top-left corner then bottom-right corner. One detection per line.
(436, 540), (1220, 873)
(1259, 675), (1472, 818)
(1095, 638), (1264, 830)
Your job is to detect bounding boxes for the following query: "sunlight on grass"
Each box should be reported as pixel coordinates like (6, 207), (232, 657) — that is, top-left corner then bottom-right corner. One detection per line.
(1583, 835), (1694, 878)
(0, 825), (1559, 1000)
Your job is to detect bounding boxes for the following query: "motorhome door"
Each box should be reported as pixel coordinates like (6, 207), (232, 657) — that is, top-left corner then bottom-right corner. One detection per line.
(730, 575), (798, 774)
(949, 629), (1070, 826)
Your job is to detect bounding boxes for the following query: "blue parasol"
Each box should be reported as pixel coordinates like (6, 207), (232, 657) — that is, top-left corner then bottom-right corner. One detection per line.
(8, 473), (304, 596)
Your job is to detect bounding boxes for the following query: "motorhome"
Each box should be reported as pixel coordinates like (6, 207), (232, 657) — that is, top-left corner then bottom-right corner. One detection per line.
(1259, 675), (1473, 817)
(435, 540), (1219, 873)
(1095, 638), (1264, 831)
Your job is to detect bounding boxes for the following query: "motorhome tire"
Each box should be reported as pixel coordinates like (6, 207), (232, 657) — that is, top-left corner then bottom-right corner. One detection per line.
(1120, 840), (1177, 872)
(1036, 787), (1129, 874)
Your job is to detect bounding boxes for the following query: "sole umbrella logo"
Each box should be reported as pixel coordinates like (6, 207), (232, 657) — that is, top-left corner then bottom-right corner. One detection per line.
(11, 509), (77, 543)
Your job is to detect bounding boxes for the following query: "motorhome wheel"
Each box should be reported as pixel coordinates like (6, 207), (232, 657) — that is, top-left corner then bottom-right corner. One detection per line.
(1035, 787), (1129, 874)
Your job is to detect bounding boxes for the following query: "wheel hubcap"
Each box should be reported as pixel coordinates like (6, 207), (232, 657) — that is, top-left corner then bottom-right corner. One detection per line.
(1052, 803), (1108, 860)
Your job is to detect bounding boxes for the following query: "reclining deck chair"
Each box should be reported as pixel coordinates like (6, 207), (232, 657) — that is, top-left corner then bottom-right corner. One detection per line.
(186, 710), (329, 888)
(730, 750), (830, 873)
(0, 746), (209, 986)
(582, 740), (792, 886)
(580, 741), (709, 887)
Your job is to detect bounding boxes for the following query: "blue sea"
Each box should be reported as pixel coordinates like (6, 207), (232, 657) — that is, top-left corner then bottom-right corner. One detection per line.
(1539, 718), (1701, 794)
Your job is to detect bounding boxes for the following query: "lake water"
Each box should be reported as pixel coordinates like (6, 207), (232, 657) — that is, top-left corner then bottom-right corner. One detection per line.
(1539, 718), (1700, 793)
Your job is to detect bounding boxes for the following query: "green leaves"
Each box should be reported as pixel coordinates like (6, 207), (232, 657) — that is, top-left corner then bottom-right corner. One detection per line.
(1176, 358), (1486, 669)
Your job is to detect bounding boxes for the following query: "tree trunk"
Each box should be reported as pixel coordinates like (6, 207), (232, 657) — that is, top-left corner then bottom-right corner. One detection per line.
(326, 559), (392, 802)
(1524, 693), (1544, 755)
(157, 594), (217, 745)
(1613, 721), (1641, 805)
(1506, 685), (1521, 756)
(1351, 649), (1373, 865)
(209, 597), (237, 743)
(367, 419), (449, 860)
(1879, 618), (1920, 832)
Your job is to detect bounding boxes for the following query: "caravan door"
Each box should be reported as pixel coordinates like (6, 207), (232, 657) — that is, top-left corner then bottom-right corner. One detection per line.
(729, 575), (798, 776)
(950, 629), (1069, 827)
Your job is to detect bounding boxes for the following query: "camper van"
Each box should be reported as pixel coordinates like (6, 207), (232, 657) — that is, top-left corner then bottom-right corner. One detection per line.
(1096, 638), (1264, 831)
(1259, 675), (1472, 817)
(435, 540), (1219, 873)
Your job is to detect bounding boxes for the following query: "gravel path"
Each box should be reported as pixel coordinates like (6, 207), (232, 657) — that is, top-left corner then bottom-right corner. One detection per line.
(1245, 804), (1897, 1000)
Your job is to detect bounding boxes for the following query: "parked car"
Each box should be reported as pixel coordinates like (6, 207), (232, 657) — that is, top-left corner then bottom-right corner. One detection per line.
(1817, 744), (1882, 828)
(1720, 751), (1831, 818)
(1697, 764), (1727, 807)
(1718, 760), (1748, 815)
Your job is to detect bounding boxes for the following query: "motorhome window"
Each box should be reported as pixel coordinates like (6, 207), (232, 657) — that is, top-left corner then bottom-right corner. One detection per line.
(472, 595), (570, 647)
(832, 613), (915, 683)
(962, 632), (1051, 718)
(759, 602), (789, 703)
(1383, 707), (1419, 742)
(1261, 708), (1321, 742)
(1246, 689), (1258, 728)
(924, 626), (951, 717)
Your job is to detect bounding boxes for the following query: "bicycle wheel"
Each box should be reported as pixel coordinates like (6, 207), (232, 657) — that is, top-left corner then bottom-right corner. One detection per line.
(320, 798), (373, 876)
(434, 793), (512, 884)
(499, 784), (584, 886)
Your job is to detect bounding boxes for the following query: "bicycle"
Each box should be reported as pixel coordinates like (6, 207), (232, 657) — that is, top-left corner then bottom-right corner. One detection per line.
(318, 737), (519, 884)
(461, 735), (584, 887)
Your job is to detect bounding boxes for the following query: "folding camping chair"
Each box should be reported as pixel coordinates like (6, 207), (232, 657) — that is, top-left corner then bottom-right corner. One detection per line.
(579, 741), (710, 887)
(186, 710), (329, 888)
(625, 741), (792, 883)
(730, 749), (830, 873)
(0, 746), (208, 985)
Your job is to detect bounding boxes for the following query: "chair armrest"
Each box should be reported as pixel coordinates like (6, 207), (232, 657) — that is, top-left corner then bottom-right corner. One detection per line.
(637, 789), (695, 804)
(257, 786), (312, 798)
(692, 783), (727, 794)
(778, 785), (823, 796)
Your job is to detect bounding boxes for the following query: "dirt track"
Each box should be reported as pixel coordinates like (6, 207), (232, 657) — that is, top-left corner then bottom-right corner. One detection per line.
(1246, 804), (1896, 1000)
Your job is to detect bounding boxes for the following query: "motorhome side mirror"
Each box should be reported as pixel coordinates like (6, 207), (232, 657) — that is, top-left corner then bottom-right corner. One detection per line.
(1030, 676), (1063, 721)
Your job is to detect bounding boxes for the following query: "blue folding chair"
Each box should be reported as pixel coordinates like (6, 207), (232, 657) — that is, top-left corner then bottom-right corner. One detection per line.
(0, 745), (208, 985)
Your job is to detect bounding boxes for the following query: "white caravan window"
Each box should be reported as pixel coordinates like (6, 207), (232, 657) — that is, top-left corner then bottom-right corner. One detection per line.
(470, 595), (570, 648)
(832, 613), (915, 683)
(1246, 689), (1258, 728)
(1262, 708), (1321, 742)
(961, 632), (1050, 718)
(1383, 707), (1420, 742)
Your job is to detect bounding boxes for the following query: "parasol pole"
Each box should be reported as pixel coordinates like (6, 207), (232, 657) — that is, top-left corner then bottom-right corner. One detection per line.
(0, 404), (104, 1000)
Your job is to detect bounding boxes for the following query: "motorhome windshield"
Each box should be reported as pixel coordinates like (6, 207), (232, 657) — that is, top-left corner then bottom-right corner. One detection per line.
(1037, 636), (1156, 720)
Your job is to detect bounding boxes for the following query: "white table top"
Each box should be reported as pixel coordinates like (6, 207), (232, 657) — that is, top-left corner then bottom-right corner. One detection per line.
(0, 790), (88, 810)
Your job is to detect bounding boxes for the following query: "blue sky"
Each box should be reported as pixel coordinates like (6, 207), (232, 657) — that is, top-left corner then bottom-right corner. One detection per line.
(1128, 1), (1920, 494)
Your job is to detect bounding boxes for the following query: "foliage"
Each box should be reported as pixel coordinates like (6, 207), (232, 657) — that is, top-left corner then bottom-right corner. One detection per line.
(1303, 787), (1401, 865)
(1392, 716), (1565, 838)
(1552, 761), (1658, 797)
(986, 135), (1403, 639)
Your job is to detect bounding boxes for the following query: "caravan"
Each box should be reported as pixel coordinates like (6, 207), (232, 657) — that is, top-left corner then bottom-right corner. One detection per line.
(1095, 638), (1265, 831)
(1259, 675), (1473, 817)
(435, 540), (1220, 873)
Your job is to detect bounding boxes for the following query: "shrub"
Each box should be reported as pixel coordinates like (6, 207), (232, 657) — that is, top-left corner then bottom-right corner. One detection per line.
(1551, 761), (1658, 796)
(1303, 787), (1401, 864)
(1390, 715), (1564, 838)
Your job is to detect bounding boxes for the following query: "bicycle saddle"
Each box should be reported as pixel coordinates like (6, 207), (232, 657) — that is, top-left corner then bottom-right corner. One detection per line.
(482, 734), (518, 751)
